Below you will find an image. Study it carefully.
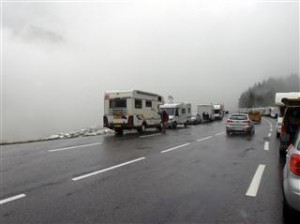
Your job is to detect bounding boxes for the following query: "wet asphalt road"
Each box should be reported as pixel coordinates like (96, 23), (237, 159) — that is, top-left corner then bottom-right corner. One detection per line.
(1, 117), (287, 223)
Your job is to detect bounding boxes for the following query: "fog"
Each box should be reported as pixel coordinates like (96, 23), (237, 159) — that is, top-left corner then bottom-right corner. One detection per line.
(1, 0), (299, 142)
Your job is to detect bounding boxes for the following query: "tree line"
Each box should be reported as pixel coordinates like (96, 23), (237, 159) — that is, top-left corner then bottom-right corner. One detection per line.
(238, 74), (300, 108)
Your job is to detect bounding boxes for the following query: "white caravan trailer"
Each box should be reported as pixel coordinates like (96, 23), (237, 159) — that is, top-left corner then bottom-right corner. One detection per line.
(197, 104), (214, 122)
(103, 90), (164, 135)
(159, 102), (191, 129)
(212, 104), (225, 120)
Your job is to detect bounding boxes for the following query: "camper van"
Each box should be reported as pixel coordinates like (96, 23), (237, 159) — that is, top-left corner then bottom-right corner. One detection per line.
(159, 103), (191, 129)
(103, 90), (164, 135)
(197, 104), (214, 122)
(212, 104), (225, 120)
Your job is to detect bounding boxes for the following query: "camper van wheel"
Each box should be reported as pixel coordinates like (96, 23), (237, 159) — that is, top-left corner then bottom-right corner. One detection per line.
(172, 122), (177, 129)
(138, 123), (146, 134)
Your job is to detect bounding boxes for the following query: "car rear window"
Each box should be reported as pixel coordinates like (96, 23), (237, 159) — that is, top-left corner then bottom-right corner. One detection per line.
(230, 115), (247, 120)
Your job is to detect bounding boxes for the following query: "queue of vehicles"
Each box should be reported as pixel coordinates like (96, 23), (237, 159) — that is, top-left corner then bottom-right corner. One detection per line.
(103, 89), (300, 220)
(103, 89), (225, 135)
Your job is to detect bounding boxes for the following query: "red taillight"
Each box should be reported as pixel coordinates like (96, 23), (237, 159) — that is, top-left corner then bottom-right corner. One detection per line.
(227, 120), (233, 124)
(290, 154), (300, 176)
(281, 124), (287, 135)
(243, 120), (250, 124)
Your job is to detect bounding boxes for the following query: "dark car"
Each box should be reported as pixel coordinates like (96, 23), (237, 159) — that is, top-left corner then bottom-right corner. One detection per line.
(279, 98), (300, 156)
(189, 113), (202, 125)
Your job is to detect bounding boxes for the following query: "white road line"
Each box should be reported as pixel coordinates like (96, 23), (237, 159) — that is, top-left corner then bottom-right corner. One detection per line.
(197, 136), (213, 142)
(268, 133), (271, 138)
(139, 133), (161, 138)
(0, 194), (26, 205)
(161, 143), (190, 154)
(215, 131), (225, 136)
(72, 157), (146, 181)
(270, 128), (273, 132)
(246, 164), (266, 197)
(264, 142), (269, 151)
(263, 118), (272, 128)
(49, 142), (102, 152)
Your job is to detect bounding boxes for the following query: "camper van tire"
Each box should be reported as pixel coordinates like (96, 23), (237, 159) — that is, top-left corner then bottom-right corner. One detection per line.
(138, 123), (147, 134)
(172, 122), (177, 129)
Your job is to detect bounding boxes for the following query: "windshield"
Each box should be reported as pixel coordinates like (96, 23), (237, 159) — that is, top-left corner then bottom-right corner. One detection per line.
(109, 98), (127, 108)
(162, 108), (175, 116)
(230, 114), (248, 120)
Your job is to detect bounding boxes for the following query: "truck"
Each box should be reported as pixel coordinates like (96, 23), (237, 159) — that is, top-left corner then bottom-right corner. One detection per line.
(159, 102), (191, 129)
(103, 89), (164, 135)
(212, 104), (225, 120)
(197, 104), (215, 122)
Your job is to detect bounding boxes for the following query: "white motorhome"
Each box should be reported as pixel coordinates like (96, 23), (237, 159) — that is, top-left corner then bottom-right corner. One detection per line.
(212, 104), (225, 120)
(159, 102), (191, 129)
(103, 90), (164, 135)
(197, 104), (214, 122)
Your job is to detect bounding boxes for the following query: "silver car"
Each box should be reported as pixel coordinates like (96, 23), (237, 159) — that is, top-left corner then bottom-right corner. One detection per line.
(283, 129), (300, 219)
(226, 113), (255, 136)
(190, 113), (202, 125)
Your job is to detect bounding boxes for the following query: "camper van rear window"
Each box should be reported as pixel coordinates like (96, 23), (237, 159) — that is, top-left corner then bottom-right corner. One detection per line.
(135, 99), (142, 109)
(146, 101), (152, 107)
(109, 98), (127, 108)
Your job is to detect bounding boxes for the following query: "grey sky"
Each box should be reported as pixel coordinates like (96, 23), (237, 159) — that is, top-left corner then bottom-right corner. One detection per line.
(1, 0), (299, 142)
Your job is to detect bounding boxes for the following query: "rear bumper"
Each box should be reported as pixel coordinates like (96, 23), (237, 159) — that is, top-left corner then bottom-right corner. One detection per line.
(226, 126), (252, 134)
(283, 170), (300, 212)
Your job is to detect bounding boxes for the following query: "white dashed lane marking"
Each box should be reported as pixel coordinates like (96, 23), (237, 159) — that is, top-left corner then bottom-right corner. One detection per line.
(49, 142), (102, 152)
(246, 164), (266, 197)
(161, 143), (190, 154)
(72, 157), (146, 181)
(0, 194), (26, 205)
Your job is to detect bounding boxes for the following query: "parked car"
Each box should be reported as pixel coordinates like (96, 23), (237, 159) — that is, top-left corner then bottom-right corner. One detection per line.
(276, 117), (283, 138)
(282, 128), (300, 221)
(189, 113), (202, 125)
(226, 113), (255, 136)
(279, 97), (300, 156)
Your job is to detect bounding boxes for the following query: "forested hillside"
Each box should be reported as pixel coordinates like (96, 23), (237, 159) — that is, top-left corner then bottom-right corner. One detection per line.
(238, 74), (300, 108)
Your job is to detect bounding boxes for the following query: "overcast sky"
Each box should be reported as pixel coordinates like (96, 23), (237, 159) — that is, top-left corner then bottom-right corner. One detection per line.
(1, 0), (299, 142)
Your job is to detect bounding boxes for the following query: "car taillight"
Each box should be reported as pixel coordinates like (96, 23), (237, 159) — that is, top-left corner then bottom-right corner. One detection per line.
(243, 120), (250, 124)
(281, 124), (287, 135)
(227, 120), (233, 124)
(290, 154), (300, 176)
